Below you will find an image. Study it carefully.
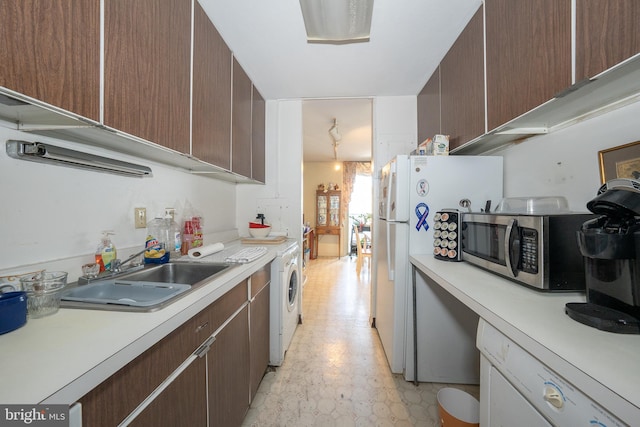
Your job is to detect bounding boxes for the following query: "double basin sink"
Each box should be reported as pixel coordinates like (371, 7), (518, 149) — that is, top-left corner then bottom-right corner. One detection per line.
(61, 262), (234, 312)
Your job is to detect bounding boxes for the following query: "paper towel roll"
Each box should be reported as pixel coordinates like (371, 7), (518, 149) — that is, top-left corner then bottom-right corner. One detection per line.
(188, 242), (225, 259)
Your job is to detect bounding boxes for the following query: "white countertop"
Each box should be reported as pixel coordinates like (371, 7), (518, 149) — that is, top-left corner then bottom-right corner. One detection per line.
(410, 255), (640, 425)
(0, 239), (295, 405)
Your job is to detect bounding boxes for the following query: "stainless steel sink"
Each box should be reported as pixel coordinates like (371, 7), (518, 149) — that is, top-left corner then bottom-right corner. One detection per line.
(115, 262), (230, 285)
(62, 280), (192, 308)
(61, 262), (234, 312)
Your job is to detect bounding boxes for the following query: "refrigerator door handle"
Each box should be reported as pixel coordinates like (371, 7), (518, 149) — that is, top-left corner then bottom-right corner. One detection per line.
(387, 221), (395, 281)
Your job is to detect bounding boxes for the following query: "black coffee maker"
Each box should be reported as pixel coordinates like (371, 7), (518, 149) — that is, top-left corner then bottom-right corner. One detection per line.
(565, 179), (640, 334)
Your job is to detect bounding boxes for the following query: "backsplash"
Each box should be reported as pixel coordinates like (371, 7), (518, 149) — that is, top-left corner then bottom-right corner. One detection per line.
(0, 125), (237, 281)
(494, 100), (640, 211)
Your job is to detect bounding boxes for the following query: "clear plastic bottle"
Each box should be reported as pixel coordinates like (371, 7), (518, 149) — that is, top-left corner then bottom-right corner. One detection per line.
(147, 212), (182, 260)
(165, 208), (182, 259)
(147, 215), (169, 254)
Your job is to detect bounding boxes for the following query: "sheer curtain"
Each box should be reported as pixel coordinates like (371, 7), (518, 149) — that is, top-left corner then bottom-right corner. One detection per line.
(342, 161), (372, 225)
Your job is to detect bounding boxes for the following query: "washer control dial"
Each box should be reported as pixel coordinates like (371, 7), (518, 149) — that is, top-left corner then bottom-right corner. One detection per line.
(543, 385), (564, 409)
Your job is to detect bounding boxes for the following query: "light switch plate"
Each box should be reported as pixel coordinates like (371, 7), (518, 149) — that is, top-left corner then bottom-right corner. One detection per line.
(134, 207), (147, 228)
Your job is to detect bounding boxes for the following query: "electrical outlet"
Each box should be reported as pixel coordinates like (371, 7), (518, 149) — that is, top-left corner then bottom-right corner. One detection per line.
(134, 208), (147, 228)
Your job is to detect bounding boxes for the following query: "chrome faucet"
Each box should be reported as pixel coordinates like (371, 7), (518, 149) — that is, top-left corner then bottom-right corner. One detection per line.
(110, 245), (160, 273)
(78, 245), (161, 286)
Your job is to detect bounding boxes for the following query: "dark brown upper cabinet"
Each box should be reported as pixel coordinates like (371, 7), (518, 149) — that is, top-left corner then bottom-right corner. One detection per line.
(104, 0), (191, 154)
(251, 86), (266, 183)
(0, 0), (100, 121)
(576, 0), (640, 81)
(232, 58), (253, 178)
(485, 0), (572, 132)
(417, 67), (440, 145)
(192, 1), (233, 170)
(440, 6), (485, 151)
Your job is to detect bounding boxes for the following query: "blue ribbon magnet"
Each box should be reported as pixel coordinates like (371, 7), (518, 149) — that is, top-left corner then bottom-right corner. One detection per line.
(415, 203), (429, 231)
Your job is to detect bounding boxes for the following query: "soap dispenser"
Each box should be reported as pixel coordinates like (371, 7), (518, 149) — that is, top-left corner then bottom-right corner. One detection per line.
(95, 231), (117, 272)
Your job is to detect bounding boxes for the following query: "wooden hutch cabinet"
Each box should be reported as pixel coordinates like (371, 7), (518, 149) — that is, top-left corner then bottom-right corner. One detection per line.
(316, 190), (342, 257)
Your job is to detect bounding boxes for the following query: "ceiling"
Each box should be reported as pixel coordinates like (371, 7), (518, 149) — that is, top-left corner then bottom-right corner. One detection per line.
(302, 98), (373, 162)
(199, 0), (482, 161)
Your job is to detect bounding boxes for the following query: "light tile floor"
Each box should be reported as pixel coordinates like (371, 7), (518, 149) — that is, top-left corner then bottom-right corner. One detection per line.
(242, 256), (479, 427)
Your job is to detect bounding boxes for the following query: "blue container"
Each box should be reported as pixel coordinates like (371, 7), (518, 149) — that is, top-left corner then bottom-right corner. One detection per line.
(0, 291), (28, 334)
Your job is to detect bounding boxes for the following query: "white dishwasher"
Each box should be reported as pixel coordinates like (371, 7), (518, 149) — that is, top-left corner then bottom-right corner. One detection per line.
(476, 319), (625, 427)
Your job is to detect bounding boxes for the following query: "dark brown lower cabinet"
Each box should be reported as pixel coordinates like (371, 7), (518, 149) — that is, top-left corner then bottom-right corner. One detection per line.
(208, 306), (250, 427)
(79, 311), (210, 426)
(250, 282), (270, 401)
(131, 357), (207, 426)
(79, 278), (254, 427)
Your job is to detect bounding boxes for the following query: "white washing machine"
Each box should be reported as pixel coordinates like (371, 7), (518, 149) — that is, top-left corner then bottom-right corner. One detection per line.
(269, 241), (301, 366)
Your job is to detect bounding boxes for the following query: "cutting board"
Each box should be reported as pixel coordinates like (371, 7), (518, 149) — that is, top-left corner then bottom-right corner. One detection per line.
(241, 235), (287, 245)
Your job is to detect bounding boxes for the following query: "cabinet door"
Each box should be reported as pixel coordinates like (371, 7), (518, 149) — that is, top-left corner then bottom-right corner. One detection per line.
(329, 194), (341, 227)
(440, 6), (484, 150)
(193, 1), (232, 169)
(0, 0), (100, 121)
(250, 282), (270, 401)
(208, 305), (250, 427)
(131, 356), (207, 427)
(417, 68), (440, 144)
(251, 86), (266, 182)
(317, 194), (328, 226)
(232, 58), (253, 177)
(576, 0), (640, 81)
(485, 0), (571, 132)
(104, 0), (191, 153)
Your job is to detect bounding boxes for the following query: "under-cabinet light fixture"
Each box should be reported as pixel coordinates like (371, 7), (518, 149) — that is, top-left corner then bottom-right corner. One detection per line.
(6, 140), (152, 177)
(299, 0), (374, 43)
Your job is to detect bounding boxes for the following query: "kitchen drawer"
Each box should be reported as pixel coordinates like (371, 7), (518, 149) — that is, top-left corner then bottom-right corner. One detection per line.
(197, 279), (248, 336)
(250, 264), (271, 299)
(318, 228), (340, 236)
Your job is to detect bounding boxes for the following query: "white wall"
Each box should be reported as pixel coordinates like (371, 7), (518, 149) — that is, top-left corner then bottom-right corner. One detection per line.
(493, 100), (640, 211)
(236, 100), (303, 247)
(372, 96), (418, 173)
(0, 126), (236, 281)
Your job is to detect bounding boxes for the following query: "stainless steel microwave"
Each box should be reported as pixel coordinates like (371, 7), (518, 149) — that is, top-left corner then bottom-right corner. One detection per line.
(461, 213), (595, 291)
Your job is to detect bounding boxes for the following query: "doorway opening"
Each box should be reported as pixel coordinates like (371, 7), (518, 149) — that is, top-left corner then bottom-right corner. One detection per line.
(348, 173), (372, 257)
(301, 98), (372, 259)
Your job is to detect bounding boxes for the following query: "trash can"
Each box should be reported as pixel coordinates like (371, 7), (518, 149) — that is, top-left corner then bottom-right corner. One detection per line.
(437, 387), (480, 427)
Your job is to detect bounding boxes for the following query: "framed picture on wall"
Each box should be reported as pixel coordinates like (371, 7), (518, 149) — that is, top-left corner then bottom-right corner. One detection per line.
(598, 140), (640, 184)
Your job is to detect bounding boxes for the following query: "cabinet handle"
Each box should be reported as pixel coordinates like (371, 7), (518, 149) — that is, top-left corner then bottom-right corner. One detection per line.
(195, 321), (209, 333)
(195, 336), (216, 358)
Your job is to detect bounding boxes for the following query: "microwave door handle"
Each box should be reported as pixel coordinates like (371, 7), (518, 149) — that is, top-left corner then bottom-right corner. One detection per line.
(504, 219), (519, 278)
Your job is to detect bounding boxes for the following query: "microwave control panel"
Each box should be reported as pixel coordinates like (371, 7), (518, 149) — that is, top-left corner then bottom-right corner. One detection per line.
(520, 228), (538, 274)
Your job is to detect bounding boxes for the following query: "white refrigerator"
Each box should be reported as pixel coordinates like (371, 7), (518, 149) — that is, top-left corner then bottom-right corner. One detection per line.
(375, 155), (503, 382)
